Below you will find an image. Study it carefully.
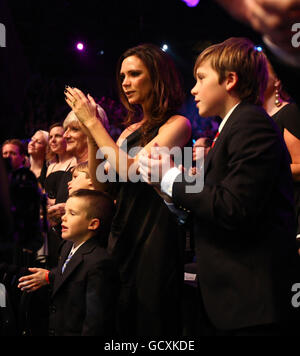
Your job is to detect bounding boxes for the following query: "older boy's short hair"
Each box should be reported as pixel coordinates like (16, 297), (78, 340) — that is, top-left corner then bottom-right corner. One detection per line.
(194, 37), (268, 106)
(69, 189), (115, 245)
(72, 161), (90, 179)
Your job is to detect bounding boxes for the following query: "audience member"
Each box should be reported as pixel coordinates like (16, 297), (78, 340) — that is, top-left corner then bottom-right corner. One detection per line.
(18, 189), (118, 336)
(263, 56), (300, 246)
(67, 161), (94, 194)
(139, 37), (300, 336)
(64, 43), (191, 336)
(45, 123), (76, 206)
(2, 139), (26, 171)
(27, 130), (49, 188)
(46, 110), (106, 267)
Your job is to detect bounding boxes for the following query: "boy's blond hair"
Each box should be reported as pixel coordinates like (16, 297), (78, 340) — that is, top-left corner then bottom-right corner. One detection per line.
(72, 161), (90, 178)
(194, 37), (268, 106)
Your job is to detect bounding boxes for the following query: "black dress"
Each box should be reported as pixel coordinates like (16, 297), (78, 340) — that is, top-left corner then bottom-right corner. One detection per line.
(44, 170), (67, 200)
(44, 168), (73, 268)
(272, 102), (300, 235)
(37, 160), (48, 189)
(108, 126), (185, 336)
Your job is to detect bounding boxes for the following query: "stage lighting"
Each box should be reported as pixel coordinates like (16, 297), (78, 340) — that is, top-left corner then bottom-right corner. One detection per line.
(181, 0), (200, 7)
(76, 42), (84, 51)
(254, 45), (263, 52)
(162, 44), (168, 52)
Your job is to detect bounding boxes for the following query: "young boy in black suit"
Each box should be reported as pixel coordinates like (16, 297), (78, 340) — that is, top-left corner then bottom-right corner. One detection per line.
(18, 189), (118, 336)
(139, 37), (300, 335)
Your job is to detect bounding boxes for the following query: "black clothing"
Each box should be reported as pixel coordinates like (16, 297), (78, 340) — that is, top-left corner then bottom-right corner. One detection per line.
(108, 126), (185, 336)
(48, 237), (118, 336)
(273, 102), (300, 235)
(37, 160), (48, 189)
(44, 171), (67, 200)
(173, 103), (300, 331)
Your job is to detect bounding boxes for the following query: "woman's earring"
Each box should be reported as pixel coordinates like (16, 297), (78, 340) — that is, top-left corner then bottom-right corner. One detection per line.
(275, 87), (282, 107)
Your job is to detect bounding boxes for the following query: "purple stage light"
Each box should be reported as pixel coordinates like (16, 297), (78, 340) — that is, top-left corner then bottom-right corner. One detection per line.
(76, 42), (84, 51)
(182, 0), (200, 7)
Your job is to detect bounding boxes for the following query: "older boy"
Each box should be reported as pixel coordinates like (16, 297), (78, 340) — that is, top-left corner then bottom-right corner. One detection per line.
(18, 189), (118, 336)
(139, 37), (300, 335)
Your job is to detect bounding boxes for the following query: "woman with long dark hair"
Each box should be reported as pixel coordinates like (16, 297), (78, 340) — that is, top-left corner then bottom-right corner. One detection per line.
(65, 43), (191, 336)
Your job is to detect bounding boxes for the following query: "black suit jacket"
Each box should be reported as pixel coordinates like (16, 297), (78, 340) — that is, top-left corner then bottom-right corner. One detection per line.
(48, 236), (118, 336)
(173, 102), (300, 330)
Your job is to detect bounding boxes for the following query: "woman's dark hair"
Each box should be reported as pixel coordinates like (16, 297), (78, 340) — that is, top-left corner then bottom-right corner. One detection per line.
(116, 43), (185, 145)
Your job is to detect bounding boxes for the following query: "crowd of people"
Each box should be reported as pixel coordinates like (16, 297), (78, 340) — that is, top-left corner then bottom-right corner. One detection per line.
(1, 0), (300, 337)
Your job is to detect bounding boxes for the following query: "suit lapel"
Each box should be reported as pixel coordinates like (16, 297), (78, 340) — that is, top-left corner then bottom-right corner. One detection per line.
(52, 237), (98, 297)
(204, 104), (242, 175)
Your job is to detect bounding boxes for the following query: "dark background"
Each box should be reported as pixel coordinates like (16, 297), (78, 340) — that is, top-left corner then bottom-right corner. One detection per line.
(0, 0), (261, 143)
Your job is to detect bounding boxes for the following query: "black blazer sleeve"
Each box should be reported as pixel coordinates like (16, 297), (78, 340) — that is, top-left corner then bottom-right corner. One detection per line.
(173, 106), (291, 232)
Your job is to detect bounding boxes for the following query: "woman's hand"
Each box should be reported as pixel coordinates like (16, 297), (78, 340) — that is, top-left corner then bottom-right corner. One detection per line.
(216, 0), (300, 54)
(18, 268), (49, 292)
(47, 203), (66, 226)
(64, 87), (99, 128)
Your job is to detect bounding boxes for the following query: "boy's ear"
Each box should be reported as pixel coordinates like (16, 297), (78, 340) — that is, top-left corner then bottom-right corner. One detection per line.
(225, 71), (238, 92)
(88, 218), (100, 231)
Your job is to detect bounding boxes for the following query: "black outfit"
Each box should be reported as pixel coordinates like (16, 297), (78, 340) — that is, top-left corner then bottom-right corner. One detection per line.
(172, 102), (300, 334)
(48, 237), (118, 336)
(272, 102), (300, 236)
(108, 126), (185, 337)
(44, 171), (67, 201)
(37, 160), (48, 189)
(44, 168), (72, 268)
(0, 167), (44, 336)
(54, 169), (72, 204)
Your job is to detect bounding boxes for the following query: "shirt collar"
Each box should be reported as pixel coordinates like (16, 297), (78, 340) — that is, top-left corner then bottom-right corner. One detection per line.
(70, 240), (86, 256)
(218, 102), (241, 133)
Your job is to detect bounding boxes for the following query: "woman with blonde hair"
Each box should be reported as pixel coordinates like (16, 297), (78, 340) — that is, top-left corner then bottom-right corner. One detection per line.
(27, 130), (49, 188)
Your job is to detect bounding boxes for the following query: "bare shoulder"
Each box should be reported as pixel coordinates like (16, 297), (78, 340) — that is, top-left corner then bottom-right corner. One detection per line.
(159, 115), (191, 133)
(46, 162), (56, 176)
(154, 115), (191, 147)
